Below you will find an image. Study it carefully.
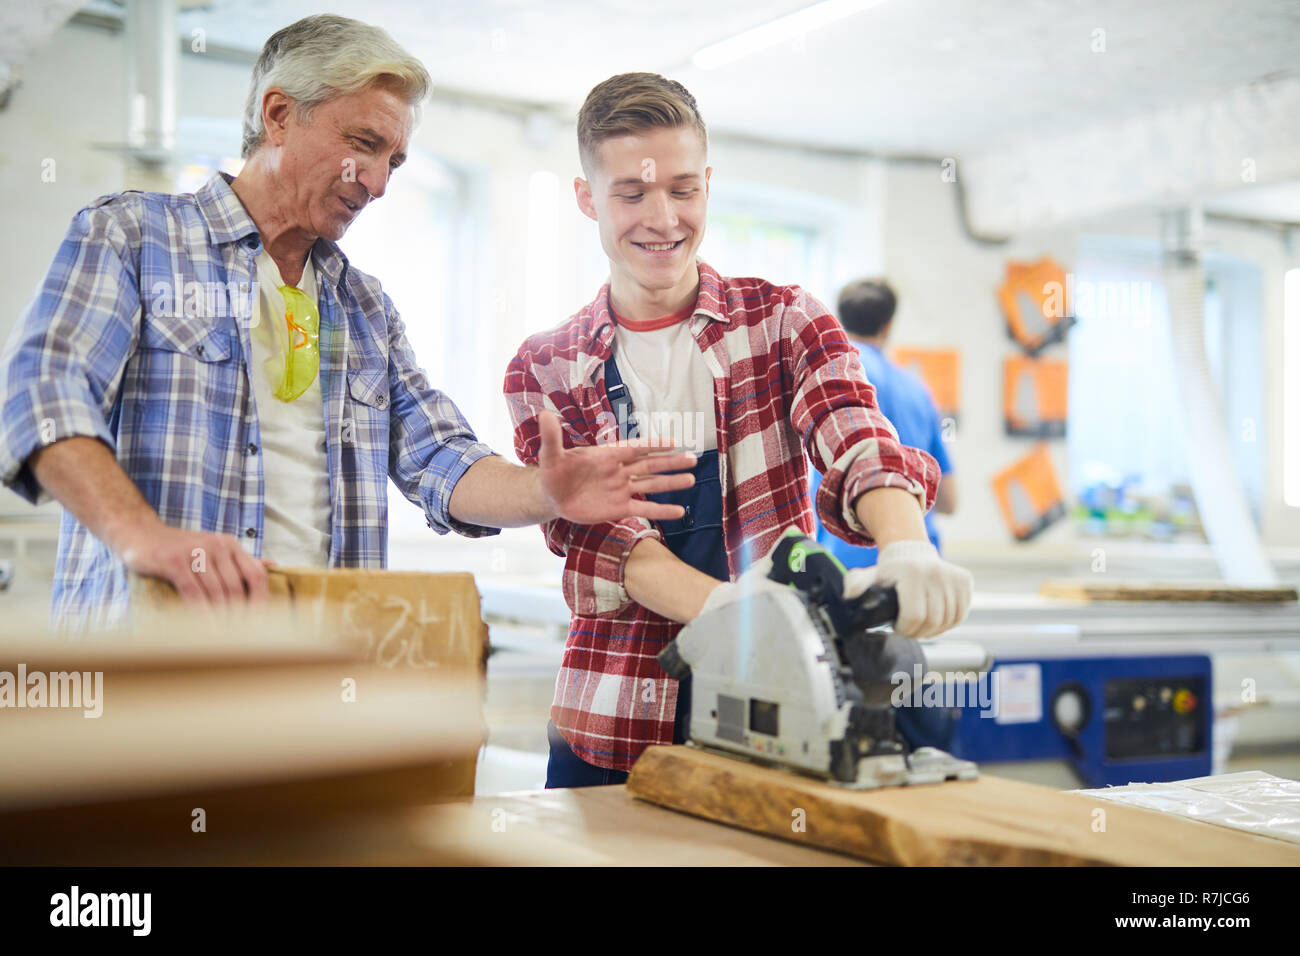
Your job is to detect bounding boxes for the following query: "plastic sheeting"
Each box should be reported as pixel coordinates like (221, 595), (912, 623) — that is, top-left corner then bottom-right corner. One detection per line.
(1075, 771), (1300, 847)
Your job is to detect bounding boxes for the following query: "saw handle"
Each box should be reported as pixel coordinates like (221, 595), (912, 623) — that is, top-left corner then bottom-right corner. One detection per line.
(845, 582), (900, 632)
(767, 533), (899, 633)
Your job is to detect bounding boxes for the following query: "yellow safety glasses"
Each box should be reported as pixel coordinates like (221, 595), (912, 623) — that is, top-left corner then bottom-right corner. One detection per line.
(271, 285), (320, 402)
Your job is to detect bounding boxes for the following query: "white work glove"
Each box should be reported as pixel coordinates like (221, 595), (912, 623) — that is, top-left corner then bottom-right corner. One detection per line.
(695, 551), (779, 620)
(845, 540), (973, 638)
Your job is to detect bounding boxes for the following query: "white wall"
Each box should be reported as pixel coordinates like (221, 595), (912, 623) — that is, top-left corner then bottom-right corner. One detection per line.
(4, 18), (1294, 555)
(879, 163), (1076, 548)
(1, 23), (129, 359)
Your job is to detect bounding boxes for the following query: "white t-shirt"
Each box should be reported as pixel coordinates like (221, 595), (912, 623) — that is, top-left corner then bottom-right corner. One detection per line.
(611, 303), (717, 454)
(247, 250), (332, 567)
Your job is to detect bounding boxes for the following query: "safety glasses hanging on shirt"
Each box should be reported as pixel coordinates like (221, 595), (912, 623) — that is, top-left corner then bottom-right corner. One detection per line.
(271, 285), (320, 402)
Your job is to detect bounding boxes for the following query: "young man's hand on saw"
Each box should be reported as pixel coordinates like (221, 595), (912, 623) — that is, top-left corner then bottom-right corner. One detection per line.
(844, 540), (972, 638)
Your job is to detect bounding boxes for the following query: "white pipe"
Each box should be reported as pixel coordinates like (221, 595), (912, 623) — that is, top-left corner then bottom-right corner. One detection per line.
(1163, 208), (1277, 584)
(124, 0), (177, 164)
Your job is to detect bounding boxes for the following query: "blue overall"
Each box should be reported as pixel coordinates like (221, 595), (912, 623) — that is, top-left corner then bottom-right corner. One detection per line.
(544, 356), (728, 788)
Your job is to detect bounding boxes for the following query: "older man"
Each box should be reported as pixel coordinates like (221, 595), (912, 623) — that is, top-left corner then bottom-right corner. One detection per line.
(0, 15), (694, 628)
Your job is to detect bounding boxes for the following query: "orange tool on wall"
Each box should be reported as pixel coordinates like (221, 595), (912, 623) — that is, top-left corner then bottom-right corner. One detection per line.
(997, 257), (1077, 356)
(1003, 355), (1068, 438)
(992, 444), (1067, 541)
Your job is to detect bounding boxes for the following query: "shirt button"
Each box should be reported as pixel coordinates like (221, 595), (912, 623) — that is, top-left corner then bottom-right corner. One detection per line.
(683, 505), (695, 529)
(376, 395), (388, 409)
(246, 443), (258, 455)
(244, 527), (257, 538)
(195, 345), (205, 357)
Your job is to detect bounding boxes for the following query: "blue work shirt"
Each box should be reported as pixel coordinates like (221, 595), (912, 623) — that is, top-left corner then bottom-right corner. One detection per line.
(812, 341), (952, 567)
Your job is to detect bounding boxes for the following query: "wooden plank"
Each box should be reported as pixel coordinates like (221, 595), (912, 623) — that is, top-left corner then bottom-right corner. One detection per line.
(0, 764), (481, 865)
(626, 745), (1300, 866)
(0, 660), (484, 814)
(1039, 579), (1298, 603)
(130, 569), (491, 794)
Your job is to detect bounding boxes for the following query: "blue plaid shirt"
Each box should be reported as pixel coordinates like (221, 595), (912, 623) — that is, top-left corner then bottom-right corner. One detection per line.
(0, 173), (499, 628)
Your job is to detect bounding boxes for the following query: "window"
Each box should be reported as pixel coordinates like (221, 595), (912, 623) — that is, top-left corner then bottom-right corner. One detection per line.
(1066, 245), (1266, 535)
(174, 157), (242, 194)
(336, 153), (466, 544)
(700, 212), (827, 300)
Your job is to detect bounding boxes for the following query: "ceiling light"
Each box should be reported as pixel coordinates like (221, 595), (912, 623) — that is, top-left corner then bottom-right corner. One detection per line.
(692, 0), (891, 70)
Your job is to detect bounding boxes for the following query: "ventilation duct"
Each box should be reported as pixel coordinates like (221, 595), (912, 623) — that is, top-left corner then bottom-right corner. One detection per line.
(1163, 207), (1276, 584)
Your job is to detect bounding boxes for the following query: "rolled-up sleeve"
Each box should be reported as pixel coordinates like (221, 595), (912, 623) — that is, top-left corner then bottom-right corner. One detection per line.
(783, 289), (940, 547)
(0, 203), (141, 504)
(548, 515), (661, 618)
(504, 352), (664, 617)
(385, 297), (499, 538)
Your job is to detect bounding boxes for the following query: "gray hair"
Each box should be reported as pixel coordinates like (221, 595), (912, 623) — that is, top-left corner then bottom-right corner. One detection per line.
(241, 15), (432, 158)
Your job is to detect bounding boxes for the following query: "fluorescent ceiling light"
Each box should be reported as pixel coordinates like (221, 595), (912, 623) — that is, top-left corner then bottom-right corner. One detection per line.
(692, 0), (891, 70)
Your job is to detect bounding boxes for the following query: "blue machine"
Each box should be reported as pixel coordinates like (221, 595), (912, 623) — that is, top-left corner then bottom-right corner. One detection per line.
(949, 654), (1213, 788)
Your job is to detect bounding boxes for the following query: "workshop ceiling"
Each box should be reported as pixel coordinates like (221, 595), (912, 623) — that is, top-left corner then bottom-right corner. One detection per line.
(83, 0), (1300, 156)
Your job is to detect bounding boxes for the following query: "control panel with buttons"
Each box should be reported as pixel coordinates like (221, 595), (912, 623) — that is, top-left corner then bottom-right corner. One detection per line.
(952, 654), (1213, 787)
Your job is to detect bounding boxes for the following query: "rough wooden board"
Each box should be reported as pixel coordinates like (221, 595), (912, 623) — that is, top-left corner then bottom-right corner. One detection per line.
(132, 569), (491, 674)
(463, 786), (863, 866)
(1039, 579), (1298, 603)
(626, 746), (1300, 866)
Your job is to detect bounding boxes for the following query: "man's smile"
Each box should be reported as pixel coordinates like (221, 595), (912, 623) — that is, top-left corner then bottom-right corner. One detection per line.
(632, 238), (685, 255)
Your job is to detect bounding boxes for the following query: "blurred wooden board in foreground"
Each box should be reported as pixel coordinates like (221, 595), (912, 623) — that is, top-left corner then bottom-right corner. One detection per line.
(0, 640), (483, 814)
(625, 745), (1300, 866)
(132, 568), (489, 800)
(1, 574), (495, 864)
(1039, 579), (1298, 603)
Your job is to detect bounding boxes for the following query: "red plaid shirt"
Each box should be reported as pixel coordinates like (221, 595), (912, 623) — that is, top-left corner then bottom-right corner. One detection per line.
(504, 263), (940, 771)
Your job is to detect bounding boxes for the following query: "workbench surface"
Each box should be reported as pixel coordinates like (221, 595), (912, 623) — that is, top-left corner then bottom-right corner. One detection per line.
(467, 785), (864, 866)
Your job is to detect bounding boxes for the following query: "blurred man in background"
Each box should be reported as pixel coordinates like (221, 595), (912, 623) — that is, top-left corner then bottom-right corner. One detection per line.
(812, 279), (956, 568)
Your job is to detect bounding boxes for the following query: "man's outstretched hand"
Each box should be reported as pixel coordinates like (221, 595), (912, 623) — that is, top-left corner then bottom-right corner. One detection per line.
(537, 411), (696, 524)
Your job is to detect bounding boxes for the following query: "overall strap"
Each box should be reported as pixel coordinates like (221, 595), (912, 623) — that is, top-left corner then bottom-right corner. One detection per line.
(603, 355), (639, 439)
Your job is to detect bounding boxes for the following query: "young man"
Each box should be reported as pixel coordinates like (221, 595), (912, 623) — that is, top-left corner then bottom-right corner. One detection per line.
(812, 279), (956, 569)
(0, 18), (694, 629)
(504, 73), (973, 788)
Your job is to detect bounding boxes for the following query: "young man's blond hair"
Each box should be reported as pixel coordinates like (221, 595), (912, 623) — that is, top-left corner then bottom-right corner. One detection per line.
(576, 72), (708, 173)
